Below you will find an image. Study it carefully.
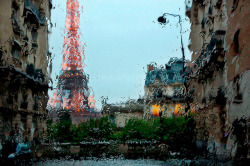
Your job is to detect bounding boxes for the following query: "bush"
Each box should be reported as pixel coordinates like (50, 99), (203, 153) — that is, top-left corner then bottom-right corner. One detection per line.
(47, 110), (73, 143)
(121, 118), (160, 142)
(119, 116), (195, 151)
(160, 115), (196, 151)
(48, 115), (116, 143)
(47, 112), (195, 151)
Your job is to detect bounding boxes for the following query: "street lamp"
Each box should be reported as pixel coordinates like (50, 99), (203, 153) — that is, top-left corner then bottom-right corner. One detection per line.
(158, 13), (185, 70)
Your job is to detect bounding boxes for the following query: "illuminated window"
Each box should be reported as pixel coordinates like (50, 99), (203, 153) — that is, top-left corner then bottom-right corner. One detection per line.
(174, 104), (183, 116)
(152, 104), (160, 116)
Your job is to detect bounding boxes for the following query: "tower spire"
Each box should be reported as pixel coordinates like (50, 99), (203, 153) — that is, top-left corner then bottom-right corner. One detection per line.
(61, 0), (83, 71)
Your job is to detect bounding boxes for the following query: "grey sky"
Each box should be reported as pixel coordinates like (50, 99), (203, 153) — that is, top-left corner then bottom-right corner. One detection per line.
(48, 0), (191, 110)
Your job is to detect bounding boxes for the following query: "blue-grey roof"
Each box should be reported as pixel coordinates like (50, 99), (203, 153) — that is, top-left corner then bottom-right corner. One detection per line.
(145, 58), (185, 86)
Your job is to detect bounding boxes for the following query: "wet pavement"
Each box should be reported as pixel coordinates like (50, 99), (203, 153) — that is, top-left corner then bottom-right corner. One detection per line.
(33, 159), (167, 166)
(33, 158), (250, 166)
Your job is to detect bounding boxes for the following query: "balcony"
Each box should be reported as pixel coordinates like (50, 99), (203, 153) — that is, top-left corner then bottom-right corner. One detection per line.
(23, 0), (45, 25)
(26, 64), (46, 83)
(26, 64), (35, 77)
(12, 57), (22, 69)
(34, 69), (45, 82)
(0, 66), (49, 102)
(194, 30), (226, 74)
(151, 87), (185, 103)
(32, 41), (38, 48)
(11, 39), (22, 69)
(11, 16), (20, 34)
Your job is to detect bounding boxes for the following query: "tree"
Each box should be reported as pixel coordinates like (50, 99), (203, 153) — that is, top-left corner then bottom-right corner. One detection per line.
(56, 109), (72, 142)
(121, 118), (160, 142)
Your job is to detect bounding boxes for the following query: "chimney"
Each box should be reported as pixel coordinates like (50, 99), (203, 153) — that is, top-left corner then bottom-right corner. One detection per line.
(147, 64), (154, 72)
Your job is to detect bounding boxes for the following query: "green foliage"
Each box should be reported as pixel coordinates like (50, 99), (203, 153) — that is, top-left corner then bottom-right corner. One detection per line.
(47, 112), (195, 151)
(48, 115), (116, 143)
(160, 116), (196, 151)
(96, 116), (116, 140)
(120, 116), (195, 151)
(160, 116), (189, 141)
(121, 118), (160, 142)
(109, 131), (123, 140)
(76, 116), (116, 141)
(57, 110), (72, 142)
(47, 110), (73, 143)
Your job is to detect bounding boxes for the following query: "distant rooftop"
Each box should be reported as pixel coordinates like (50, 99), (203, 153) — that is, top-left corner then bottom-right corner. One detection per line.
(102, 98), (144, 113)
(145, 58), (185, 86)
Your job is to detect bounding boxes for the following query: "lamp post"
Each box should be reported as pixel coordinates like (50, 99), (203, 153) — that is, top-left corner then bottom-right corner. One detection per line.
(158, 13), (185, 71)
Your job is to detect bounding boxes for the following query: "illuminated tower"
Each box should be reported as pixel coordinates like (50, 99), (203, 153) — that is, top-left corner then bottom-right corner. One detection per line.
(49, 0), (98, 122)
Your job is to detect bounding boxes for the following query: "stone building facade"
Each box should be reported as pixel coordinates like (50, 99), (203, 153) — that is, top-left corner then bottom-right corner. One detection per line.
(0, 0), (52, 142)
(186, 0), (249, 159)
(102, 99), (144, 128)
(144, 58), (187, 119)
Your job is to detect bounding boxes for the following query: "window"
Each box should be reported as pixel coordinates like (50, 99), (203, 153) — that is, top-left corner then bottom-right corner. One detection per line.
(233, 29), (240, 54)
(231, 0), (240, 13)
(11, 41), (21, 58)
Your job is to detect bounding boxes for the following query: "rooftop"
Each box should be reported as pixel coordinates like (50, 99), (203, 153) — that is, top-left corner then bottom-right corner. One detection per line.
(102, 99), (144, 114)
(145, 58), (185, 86)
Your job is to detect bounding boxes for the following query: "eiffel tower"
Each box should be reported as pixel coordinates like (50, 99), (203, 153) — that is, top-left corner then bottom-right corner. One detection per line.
(49, 0), (99, 123)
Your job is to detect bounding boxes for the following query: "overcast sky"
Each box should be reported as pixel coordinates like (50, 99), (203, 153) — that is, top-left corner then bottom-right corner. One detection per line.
(48, 0), (191, 110)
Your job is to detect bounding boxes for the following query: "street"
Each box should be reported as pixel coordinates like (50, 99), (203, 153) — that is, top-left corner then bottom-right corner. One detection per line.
(33, 159), (168, 166)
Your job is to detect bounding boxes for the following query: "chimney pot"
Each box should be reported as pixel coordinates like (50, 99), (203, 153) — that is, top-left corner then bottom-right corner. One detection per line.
(147, 64), (154, 72)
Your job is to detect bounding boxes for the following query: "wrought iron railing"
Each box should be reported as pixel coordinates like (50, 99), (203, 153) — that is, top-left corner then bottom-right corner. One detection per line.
(11, 16), (20, 34)
(194, 30), (226, 71)
(24, 0), (46, 25)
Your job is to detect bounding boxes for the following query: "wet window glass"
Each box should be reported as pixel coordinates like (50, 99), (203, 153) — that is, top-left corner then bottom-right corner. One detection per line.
(0, 0), (249, 165)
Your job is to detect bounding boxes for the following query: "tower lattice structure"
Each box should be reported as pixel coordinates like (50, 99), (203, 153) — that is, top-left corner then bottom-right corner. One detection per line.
(49, 0), (96, 116)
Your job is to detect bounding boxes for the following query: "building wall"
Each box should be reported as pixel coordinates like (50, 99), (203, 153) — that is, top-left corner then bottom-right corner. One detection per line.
(144, 81), (186, 119)
(115, 112), (143, 128)
(144, 101), (185, 118)
(144, 83), (175, 99)
(0, 0), (51, 142)
(102, 100), (144, 128)
(223, 0), (250, 158)
(144, 58), (186, 119)
(187, 0), (249, 159)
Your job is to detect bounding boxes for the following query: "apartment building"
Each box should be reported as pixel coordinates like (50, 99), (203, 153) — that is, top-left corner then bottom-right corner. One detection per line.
(0, 0), (52, 142)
